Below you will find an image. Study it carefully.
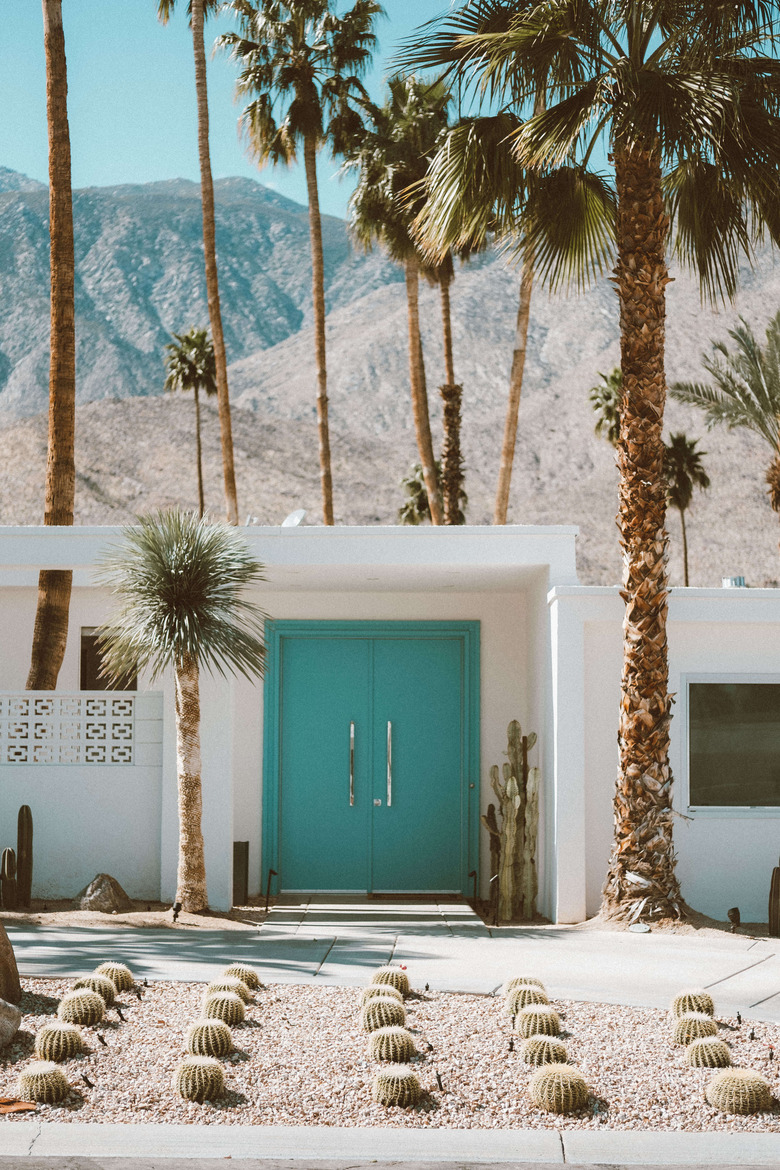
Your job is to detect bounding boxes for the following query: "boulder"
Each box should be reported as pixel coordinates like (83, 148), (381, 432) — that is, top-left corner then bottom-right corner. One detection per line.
(0, 997), (21, 1048)
(0, 922), (21, 1004)
(78, 874), (133, 914)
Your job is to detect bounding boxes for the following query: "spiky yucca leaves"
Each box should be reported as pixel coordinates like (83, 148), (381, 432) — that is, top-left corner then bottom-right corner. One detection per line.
(95, 962), (133, 992)
(502, 976), (546, 998)
(686, 1038), (731, 1068)
(206, 977), (251, 1003)
(361, 984), (404, 1007)
(203, 991), (245, 1026)
(19, 1061), (70, 1103)
(515, 1005), (560, 1038)
(74, 974), (116, 1007)
(58, 989), (105, 1027)
(187, 1019), (233, 1058)
(372, 1063), (421, 1107)
(672, 1012), (718, 1045)
(34, 1022), (83, 1062)
(529, 1064), (589, 1114)
(706, 1069), (772, 1114)
(362, 996), (406, 1033)
(371, 967), (410, 997)
(671, 989), (715, 1018)
(223, 964), (262, 991)
(174, 1055), (225, 1102)
(521, 1035), (568, 1066)
(505, 984), (549, 1015)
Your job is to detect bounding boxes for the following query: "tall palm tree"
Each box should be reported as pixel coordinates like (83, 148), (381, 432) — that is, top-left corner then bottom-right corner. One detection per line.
(401, 0), (780, 921)
(97, 510), (267, 912)
(671, 314), (780, 522)
(663, 434), (710, 587)
(157, 0), (240, 527)
(27, 0), (76, 691)
(164, 328), (218, 518)
(589, 368), (623, 448)
(220, 0), (382, 527)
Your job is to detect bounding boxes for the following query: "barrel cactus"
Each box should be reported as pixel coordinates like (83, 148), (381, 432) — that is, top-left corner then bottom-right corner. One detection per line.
(203, 991), (245, 1026)
(34, 1022), (84, 1063)
(521, 1035), (568, 1066)
(370, 966), (410, 997)
(58, 989), (105, 1027)
(18, 1061), (70, 1104)
(502, 976), (546, 998)
(174, 1055), (225, 1103)
(187, 1019), (233, 1058)
(361, 984), (404, 1006)
(671, 988), (715, 1018)
(94, 961), (133, 991)
(705, 1068), (772, 1114)
(505, 984), (549, 1015)
(371, 1063), (421, 1107)
(205, 977), (251, 1003)
(368, 1026), (417, 1062)
(686, 1038), (732, 1068)
(223, 964), (262, 991)
(673, 1011), (717, 1045)
(529, 1063), (589, 1114)
(74, 974), (116, 1007)
(362, 996), (406, 1033)
(515, 1005), (560, 1038)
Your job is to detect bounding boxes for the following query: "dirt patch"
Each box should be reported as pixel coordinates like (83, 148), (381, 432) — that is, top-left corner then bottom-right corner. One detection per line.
(0, 899), (269, 933)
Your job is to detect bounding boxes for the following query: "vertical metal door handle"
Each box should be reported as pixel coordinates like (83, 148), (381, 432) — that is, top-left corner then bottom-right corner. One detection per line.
(387, 720), (392, 807)
(349, 721), (355, 807)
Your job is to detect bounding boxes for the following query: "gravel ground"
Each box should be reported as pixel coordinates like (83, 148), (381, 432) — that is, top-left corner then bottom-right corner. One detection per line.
(2, 976), (780, 1131)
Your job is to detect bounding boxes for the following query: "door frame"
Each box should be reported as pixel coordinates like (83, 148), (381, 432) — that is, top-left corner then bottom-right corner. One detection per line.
(262, 619), (480, 896)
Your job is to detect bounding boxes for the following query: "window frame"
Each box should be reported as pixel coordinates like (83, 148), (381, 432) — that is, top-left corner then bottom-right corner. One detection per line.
(79, 627), (137, 693)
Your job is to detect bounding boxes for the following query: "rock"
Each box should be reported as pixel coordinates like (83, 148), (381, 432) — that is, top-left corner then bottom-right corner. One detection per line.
(0, 997), (21, 1048)
(0, 922), (21, 1005)
(78, 874), (132, 914)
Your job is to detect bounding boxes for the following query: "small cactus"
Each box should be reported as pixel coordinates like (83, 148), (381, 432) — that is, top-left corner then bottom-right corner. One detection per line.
(34, 1022), (84, 1062)
(187, 1019), (233, 1058)
(505, 984), (549, 1015)
(94, 961), (133, 991)
(203, 991), (245, 1026)
(529, 1063), (589, 1113)
(705, 1068), (772, 1114)
(174, 1055), (225, 1102)
(515, 1005), (560, 1038)
(223, 964), (262, 991)
(370, 966), (410, 997)
(368, 1026), (417, 1062)
(58, 989), (105, 1027)
(686, 1037), (731, 1068)
(502, 976), (546, 998)
(73, 974), (116, 1007)
(521, 1035), (568, 1066)
(673, 1011), (717, 1045)
(18, 1061), (70, 1104)
(361, 996), (406, 1033)
(371, 1063), (421, 1107)
(671, 988), (715, 1018)
(360, 984), (404, 1006)
(205, 977), (251, 1003)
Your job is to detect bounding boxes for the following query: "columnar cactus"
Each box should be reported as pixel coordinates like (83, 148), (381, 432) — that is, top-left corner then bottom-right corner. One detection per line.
(370, 967), (410, 997)
(705, 1069), (772, 1114)
(515, 1005), (560, 1038)
(74, 974), (116, 1007)
(521, 1035), (568, 1066)
(529, 1063), (589, 1113)
(371, 1064), (421, 1107)
(672, 1012), (717, 1045)
(94, 961), (133, 991)
(205, 977), (251, 1003)
(223, 964), (262, 991)
(686, 1038), (732, 1068)
(174, 1055), (225, 1102)
(34, 1022), (84, 1062)
(502, 976), (546, 998)
(203, 991), (245, 1026)
(505, 984), (549, 1015)
(368, 1026), (417, 1062)
(18, 1061), (70, 1103)
(361, 984), (404, 1006)
(187, 1019), (233, 1058)
(361, 996), (406, 1033)
(671, 989), (715, 1018)
(58, 989), (105, 1027)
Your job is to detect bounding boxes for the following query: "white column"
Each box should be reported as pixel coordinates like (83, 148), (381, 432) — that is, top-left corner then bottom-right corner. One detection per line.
(549, 592), (587, 922)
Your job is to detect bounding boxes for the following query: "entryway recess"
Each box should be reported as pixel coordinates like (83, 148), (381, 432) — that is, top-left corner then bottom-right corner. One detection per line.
(262, 621), (480, 896)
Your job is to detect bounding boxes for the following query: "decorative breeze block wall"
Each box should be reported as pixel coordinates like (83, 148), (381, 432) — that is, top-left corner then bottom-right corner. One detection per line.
(0, 694), (135, 765)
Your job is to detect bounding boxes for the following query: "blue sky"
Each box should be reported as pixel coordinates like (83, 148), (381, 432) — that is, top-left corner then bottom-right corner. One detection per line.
(0, 0), (448, 219)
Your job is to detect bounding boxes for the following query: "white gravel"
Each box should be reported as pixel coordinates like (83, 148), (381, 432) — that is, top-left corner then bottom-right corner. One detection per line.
(2, 976), (780, 1130)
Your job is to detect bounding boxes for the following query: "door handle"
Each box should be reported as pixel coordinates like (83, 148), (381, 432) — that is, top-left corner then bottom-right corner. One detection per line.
(386, 720), (392, 807)
(349, 721), (355, 807)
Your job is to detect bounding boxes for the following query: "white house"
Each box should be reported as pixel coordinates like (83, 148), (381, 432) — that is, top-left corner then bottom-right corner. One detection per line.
(0, 523), (778, 925)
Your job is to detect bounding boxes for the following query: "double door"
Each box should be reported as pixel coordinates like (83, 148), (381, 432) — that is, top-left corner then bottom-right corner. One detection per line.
(276, 628), (472, 893)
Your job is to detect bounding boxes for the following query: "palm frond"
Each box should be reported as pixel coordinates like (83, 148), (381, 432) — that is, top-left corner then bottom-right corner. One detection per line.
(519, 165), (616, 291)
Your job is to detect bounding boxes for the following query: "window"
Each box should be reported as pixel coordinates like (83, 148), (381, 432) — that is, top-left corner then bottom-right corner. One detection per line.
(688, 680), (780, 807)
(80, 629), (136, 692)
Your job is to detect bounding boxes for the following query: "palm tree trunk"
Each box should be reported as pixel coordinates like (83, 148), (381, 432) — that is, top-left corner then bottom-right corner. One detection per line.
(680, 507), (689, 587)
(303, 133), (334, 526)
(194, 384), (205, 519)
(174, 653), (208, 912)
(27, 0), (75, 692)
(405, 256), (442, 524)
(494, 253), (534, 525)
(438, 272), (464, 525)
(439, 271), (456, 386)
(601, 141), (681, 922)
(191, 0), (239, 527)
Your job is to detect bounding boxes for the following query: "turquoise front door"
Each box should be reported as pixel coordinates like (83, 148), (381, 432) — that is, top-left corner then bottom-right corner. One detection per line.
(270, 622), (478, 894)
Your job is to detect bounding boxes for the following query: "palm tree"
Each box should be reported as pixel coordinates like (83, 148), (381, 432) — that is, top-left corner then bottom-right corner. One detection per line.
(157, 0), (240, 527)
(164, 329), (218, 518)
(589, 369), (623, 448)
(398, 461), (466, 525)
(219, 0), (382, 527)
(671, 315), (780, 522)
(97, 510), (267, 912)
(400, 0), (780, 921)
(663, 434), (710, 587)
(27, 0), (76, 691)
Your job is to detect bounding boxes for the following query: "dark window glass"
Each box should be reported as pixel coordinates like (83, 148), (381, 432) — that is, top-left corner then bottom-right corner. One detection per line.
(80, 631), (136, 692)
(689, 683), (780, 806)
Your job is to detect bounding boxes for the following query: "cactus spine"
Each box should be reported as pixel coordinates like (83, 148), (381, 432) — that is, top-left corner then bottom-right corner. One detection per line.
(94, 961), (133, 991)
(370, 967), (410, 996)
(203, 991), (245, 1026)
(223, 964), (262, 991)
(484, 721), (540, 923)
(671, 989), (714, 1018)
(1, 847), (17, 910)
(16, 805), (32, 908)
(515, 1005), (560, 1038)
(206, 977), (251, 1003)
(505, 984), (549, 1015)
(368, 1026), (417, 1062)
(361, 984), (404, 1006)
(706, 1069), (772, 1114)
(502, 976), (546, 998)
(686, 1038), (731, 1068)
(58, 989), (105, 1027)
(34, 1022), (84, 1062)
(174, 1056), (225, 1102)
(529, 1063), (589, 1113)
(362, 996), (406, 1033)
(74, 974), (116, 1007)
(187, 1019), (233, 1058)
(19, 1061), (70, 1103)
(672, 1012), (717, 1045)
(371, 1064), (421, 1107)
(521, 1035), (568, 1066)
